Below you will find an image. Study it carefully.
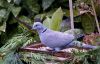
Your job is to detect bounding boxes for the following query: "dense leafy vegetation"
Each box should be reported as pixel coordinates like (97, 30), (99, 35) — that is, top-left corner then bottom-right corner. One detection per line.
(0, 0), (100, 64)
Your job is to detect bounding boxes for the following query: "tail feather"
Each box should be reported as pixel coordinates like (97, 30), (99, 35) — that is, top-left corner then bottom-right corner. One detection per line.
(66, 41), (97, 49)
(75, 34), (85, 39)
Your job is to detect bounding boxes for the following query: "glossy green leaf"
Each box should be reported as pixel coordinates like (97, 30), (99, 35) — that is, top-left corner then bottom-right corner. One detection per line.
(0, 17), (2, 23)
(50, 7), (63, 31)
(8, 17), (17, 24)
(0, 32), (1, 35)
(25, 0), (40, 13)
(64, 8), (78, 17)
(43, 17), (52, 28)
(81, 13), (95, 34)
(34, 14), (46, 20)
(43, 7), (63, 31)
(0, 0), (9, 7)
(14, 0), (21, 5)
(42, 0), (55, 10)
(95, 4), (100, 17)
(7, 0), (12, 3)
(0, 21), (6, 32)
(11, 6), (21, 17)
(0, 9), (6, 18)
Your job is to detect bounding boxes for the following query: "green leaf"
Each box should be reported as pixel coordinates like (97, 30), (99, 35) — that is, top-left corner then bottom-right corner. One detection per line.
(4, 52), (23, 64)
(7, 0), (12, 3)
(50, 7), (63, 31)
(14, 0), (21, 5)
(25, 0), (40, 13)
(0, 32), (1, 35)
(43, 17), (52, 29)
(0, 0), (9, 8)
(43, 7), (63, 31)
(8, 17), (17, 24)
(42, 0), (55, 10)
(34, 14), (46, 20)
(0, 17), (2, 23)
(22, 37), (34, 47)
(0, 34), (29, 53)
(0, 21), (6, 32)
(0, 0), (6, 7)
(81, 13), (95, 34)
(0, 9), (6, 18)
(64, 8), (78, 17)
(95, 4), (100, 17)
(11, 6), (21, 17)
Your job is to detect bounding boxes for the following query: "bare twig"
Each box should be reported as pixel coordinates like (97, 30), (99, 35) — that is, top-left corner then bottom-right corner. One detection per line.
(14, 16), (36, 34)
(69, 0), (74, 29)
(91, 0), (100, 34)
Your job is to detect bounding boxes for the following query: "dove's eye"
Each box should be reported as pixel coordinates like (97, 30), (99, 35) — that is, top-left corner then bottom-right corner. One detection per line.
(35, 25), (38, 27)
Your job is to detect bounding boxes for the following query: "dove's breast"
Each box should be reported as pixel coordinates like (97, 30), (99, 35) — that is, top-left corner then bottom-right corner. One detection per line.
(39, 30), (75, 48)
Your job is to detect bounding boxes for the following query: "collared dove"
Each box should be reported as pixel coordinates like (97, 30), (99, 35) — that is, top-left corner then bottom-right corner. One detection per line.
(32, 19), (97, 51)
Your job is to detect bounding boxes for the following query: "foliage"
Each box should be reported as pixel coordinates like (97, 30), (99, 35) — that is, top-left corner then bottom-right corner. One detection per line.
(0, 32), (34, 54)
(21, 52), (58, 64)
(79, 13), (95, 34)
(43, 7), (63, 31)
(0, 0), (100, 64)
(3, 51), (23, 64)
(42, 0), (55, 10)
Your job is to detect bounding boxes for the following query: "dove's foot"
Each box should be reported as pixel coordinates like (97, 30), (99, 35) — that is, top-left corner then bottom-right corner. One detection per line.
(52, 47), (62, 52)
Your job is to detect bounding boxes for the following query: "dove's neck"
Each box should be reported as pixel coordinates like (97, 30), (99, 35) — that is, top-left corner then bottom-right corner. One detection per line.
(37, 27), (47, 34)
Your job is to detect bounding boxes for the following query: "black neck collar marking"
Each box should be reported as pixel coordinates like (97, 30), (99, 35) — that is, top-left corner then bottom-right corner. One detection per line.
(42, 28), (47, 33)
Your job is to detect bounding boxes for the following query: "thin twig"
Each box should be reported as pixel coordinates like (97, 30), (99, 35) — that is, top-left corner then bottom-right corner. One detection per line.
(91, 0), (100, 34)
(13, 16), (36, 34)
(69, 0), (74, 29)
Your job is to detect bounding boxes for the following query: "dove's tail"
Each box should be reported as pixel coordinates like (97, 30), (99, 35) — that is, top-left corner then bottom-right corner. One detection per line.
(75, 34), (85, 39)
(67, 41), (97, 49)
(81, 43), (97, 49)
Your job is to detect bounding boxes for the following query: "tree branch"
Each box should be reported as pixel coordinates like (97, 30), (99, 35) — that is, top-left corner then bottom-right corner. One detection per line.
(69, 0), (74, 29)
(91, 0), (100, 34)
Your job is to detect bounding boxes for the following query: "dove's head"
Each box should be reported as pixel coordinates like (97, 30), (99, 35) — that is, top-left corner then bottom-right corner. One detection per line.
(32, 22), (43, 30)
(32, 22), (47, 33)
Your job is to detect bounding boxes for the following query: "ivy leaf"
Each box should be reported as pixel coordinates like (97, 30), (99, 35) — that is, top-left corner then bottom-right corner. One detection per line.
(0, 21), (6, 32)
(64, 9), (79, 17)
(34, 14), (46, 20)
(43, 17), (52, 29)
(0, 0), (9, 7)
(11, 6), (21, 17)
(0, 9), (6, 18)
(51, 7), (63, 31)
(7, 0), (12, 3)
(43, 7), (63, 31)
(0, 9), (7, 23)
(14, 0), (21, 5)
(81, 13), (95, 34)
(95, 4), (100, 17)
(42, 0), (55, 10)
(25, 0), (40, 13)
(8, 17), (17, 24)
